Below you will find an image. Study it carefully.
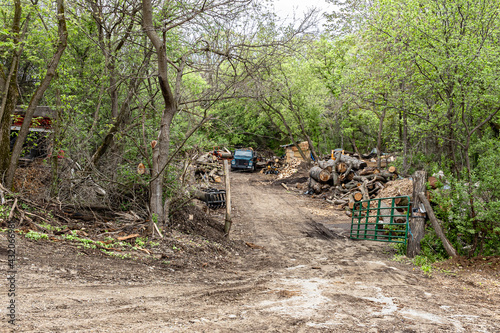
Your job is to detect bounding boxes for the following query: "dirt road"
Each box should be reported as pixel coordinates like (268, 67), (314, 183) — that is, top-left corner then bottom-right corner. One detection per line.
(2, 171), (499, 332)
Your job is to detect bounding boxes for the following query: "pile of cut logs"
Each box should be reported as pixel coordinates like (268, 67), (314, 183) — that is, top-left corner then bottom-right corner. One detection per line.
(277, 158), (302, 179)
(308, 152), (398, 209)
(193, 153), (224, 183)
(261, 157), (301, 178)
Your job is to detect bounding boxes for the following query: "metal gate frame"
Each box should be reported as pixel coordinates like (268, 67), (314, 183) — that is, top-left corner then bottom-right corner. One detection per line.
(350, 196), (410, 244)
(203, 188), (226, 209)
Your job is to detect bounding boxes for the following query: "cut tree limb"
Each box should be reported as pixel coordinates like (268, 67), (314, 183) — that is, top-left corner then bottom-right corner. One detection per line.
(327, 199), (348, 206)
(339, 155), (367, 170)
(344, 181), (361, 190)
(360, 167), (379, 176)
(342, 162), (353, 179)
(359, 179), (370, 201)
(336, 162), (347, 174)
(353, 174), (386, 183)
(348, 193), (355, 209)
(117, 234), (140, 241)
(418, 192), (457, 258)
(369, 182), (384, 195)
(8, 198), (18, 220)
(317, 159), (336, 172)
(378, 170), (397, 180)
(310, 166), (331, 183)
(153, 222), (163, 238)
(331, 171), (339, 186)
(308, 177), (322, 194)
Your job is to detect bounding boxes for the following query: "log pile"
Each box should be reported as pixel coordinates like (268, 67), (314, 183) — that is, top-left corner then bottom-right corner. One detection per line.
(194, 153), (224, 184)
(261, 158), (302, 179)
(277, 158), (302, 179)
(307, 152), (399, 210)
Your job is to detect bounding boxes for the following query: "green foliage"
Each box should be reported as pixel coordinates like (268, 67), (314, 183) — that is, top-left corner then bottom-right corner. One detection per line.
(0, 205), (9, 220)
(430, 152), (500, 257)
(100, 249), (131, 259)
(24, 230), (49, 241)
(419, 229), (449, 262)
(412, 255), (433, 276)
(135, 237), (147, 248)
(391, 241), (406, 256)
(4, 0), (500, 261)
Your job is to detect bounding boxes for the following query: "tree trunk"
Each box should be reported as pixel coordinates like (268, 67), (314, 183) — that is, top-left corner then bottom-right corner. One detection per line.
(349, 136), (361, 157)
(260, 98), (308, 162)
(0, 70), (19, 178)
(282, 70), (317, 162)
(86, 78), (140, 170)
(407, 170), (427, 258)
(87, 3), (142, 172)
(51, 89), (62, 197)
(331, 170), (339, 186)
(376, 108), (387, 169)
(0, 0), (22, 179)
(402, 106), (408, 173)
(5, 0), (67, 188)
(143, 0), (179, 226)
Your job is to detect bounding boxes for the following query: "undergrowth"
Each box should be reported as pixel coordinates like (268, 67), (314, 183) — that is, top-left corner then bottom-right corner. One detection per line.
(391, 235), (448, 277)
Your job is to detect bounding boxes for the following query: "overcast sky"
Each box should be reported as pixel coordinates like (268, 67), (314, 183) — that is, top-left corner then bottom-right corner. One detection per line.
(269, 0), (335, 26)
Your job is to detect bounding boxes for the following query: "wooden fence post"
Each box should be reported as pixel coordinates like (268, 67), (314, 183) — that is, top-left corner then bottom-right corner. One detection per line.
(223, 160), (232, 236)
(407, 170), (426, 258)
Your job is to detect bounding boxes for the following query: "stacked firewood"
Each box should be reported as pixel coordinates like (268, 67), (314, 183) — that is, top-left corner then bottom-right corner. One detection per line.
(277, 158), (302, 179)
(261, 158), (302, 178)
(194, 153), (224, 183)
(307, 152), (398, 209)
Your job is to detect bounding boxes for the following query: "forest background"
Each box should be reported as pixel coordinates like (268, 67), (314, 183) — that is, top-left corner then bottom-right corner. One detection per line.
(1, 0), (499, 260)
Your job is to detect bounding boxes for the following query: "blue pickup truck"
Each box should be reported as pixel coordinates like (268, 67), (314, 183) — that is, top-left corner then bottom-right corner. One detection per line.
(231, 148), (257, 172)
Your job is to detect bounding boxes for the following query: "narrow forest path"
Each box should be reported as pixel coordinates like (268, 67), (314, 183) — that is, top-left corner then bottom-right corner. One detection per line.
(4, 171), (499, 332)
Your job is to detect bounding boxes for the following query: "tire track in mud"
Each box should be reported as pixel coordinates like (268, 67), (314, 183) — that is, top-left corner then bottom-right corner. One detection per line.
(223, 172), (500, 332)
(231, 173), (341, 267)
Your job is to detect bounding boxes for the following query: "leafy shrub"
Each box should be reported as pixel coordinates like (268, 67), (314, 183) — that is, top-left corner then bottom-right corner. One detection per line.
(430, 140), (500, 257)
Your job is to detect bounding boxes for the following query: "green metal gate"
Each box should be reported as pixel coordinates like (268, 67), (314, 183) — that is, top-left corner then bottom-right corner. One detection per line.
(350, 196), (411, 244)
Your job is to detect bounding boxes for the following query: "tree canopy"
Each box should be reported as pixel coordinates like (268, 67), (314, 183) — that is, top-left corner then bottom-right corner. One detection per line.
(1, 0), (499, 258)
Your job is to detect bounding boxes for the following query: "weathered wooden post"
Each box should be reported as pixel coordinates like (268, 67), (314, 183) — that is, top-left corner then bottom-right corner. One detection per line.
(223, 159), (232, 236)
(407, 170), (427, 258)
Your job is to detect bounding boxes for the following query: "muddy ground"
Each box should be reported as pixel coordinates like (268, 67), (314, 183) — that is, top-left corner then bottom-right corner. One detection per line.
(1, 170), (499, 332)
